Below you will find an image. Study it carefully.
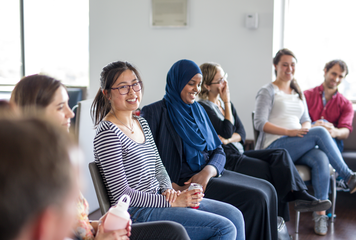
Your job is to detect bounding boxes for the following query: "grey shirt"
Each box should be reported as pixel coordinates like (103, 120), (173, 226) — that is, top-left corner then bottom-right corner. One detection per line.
(254, 83), (311, 150)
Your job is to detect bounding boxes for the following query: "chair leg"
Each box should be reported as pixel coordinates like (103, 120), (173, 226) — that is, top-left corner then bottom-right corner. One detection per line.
(331, 171), (337, 223)
(295, 210), (300, 233)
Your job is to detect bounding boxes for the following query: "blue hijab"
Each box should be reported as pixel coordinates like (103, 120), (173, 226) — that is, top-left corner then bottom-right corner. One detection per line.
(164, 59), (221, 172)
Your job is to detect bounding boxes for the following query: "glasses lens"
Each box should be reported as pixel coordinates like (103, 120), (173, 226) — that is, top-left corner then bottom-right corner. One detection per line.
(119, 86), (129, 95)
(133, 82), (142, 92)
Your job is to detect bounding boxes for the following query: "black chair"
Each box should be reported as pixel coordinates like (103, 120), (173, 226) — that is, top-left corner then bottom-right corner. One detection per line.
(88, 162), (111, 215)
(251, 111), (336, 233)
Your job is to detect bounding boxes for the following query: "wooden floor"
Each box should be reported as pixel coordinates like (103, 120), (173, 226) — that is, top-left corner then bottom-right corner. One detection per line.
(89, 191), (356, 240)
(286, 191), (356, 240)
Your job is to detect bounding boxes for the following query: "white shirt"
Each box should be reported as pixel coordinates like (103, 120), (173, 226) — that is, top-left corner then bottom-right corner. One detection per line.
(263, 84), (305, 148)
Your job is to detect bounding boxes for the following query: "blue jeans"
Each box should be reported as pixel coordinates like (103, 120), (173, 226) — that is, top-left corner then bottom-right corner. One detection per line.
(312, 120), (344, 152)
(295, 149), (330, 200)
(267, 126), (353, 181)
(129, 198), (245, 240)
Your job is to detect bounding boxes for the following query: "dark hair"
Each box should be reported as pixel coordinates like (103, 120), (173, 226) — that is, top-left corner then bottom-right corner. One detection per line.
(273, 48), (303, 100)
(0, 117), (75, 240)
(198, 62), (221, 100)
(91, 61), (143, 126)
(11, 74), (64, 110)
(0, 100), (18, 119)
(324, 60), (349, 76)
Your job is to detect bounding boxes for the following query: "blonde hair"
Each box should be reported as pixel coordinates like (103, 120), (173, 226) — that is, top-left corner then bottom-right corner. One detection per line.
(199, 62), (221, 100)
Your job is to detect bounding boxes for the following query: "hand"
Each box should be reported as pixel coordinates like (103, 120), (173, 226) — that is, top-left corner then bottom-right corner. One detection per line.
(218, 135), (230, 145)
(286, 128), (309, 137)
(162, 189), (180, 204)
(98, 212), (131, 238)
(172, 182), (189, 191)
(184, 166), (216, 192)
(219, 81), (230, 103)
(94, 221), (129, 240)
(171, 189), (204, 208)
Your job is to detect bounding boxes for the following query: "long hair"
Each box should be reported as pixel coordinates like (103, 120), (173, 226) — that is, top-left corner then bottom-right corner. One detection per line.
(91, 61), (143, 126)
(11, 74), (64, 110)
(273, 48), (303, 100)
(198, 62), (221, 100)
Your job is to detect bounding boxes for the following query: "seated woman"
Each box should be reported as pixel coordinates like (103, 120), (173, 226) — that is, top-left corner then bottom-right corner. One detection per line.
(198, 62), (331, 221)
(254, 48), (356, 236)
(11, 74), (191, 240)
(91, 61), (245, 240)
(141, 59), (277, 240)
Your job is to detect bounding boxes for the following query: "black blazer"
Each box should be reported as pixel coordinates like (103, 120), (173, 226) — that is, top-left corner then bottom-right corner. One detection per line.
(141, 99), (225, 184)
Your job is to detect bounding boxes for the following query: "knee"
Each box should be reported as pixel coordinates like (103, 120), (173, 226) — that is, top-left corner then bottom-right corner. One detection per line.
(249, 181), (277, 208)
(311, 126), (330, 138)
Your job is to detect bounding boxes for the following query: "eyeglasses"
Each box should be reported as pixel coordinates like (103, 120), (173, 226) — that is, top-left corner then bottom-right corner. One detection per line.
(111, 81), (142, 95)
(210, 73), (228, 85)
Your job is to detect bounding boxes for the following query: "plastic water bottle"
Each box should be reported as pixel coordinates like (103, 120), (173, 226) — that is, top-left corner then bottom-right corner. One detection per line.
(104, 194), (131, 232)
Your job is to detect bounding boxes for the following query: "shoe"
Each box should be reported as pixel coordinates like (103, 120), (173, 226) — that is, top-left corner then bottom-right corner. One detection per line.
(347, 174), (356, 194)
(336, 178), (350, 192)
(294, 199), (331, 212)
(312, 212), (328, 236)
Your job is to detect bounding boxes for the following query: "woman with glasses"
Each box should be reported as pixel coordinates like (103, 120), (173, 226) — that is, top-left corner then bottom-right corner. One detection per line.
(11, 74), (192, 240)
(198, 62), (331, 222)
(91, 60), (245, 240)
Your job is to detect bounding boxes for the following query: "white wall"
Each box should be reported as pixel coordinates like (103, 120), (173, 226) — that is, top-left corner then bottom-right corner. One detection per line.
(89, 0), (275, 139)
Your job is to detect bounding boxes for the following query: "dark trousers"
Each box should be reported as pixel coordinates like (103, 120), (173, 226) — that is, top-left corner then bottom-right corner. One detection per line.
(205, 170), (278, 240)
(227, 148), (307, 222)
(131, 221), (190, 240)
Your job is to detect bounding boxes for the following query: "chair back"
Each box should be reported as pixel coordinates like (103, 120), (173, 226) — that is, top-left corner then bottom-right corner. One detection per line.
(88, 162), (111, 215)
(251, 111), (260, 144)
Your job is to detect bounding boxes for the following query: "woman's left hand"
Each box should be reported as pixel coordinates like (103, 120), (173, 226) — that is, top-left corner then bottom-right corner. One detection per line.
(184, 165), (216, 192)
(219, 80), (230, 103)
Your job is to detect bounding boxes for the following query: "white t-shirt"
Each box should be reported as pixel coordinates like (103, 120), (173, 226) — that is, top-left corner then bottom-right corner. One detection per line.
(263, 84), (305, 148)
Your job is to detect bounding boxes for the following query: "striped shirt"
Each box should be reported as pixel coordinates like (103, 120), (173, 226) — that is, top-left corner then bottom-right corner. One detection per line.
(93, 116), (172, 208)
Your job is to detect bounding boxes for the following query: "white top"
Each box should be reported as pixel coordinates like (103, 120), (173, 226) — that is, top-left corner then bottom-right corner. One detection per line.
(263, 84), (305, 148)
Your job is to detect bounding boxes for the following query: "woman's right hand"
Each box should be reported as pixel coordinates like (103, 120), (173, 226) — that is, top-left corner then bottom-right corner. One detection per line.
(171, 189), (203, 208)
(286, 128), (309, 137)
(94, 222), (129, 240)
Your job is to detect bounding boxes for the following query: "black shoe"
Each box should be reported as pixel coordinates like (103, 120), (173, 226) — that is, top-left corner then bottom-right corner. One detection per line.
(294, 199), (331, 212)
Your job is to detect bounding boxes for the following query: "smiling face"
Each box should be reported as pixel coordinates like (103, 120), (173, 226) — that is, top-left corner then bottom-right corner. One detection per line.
(180, 73), (202, 104)
(274, 55), (296, 82)
(45, 86), (75, 130)
(324, 64), (346, 90)
(110, 69), (142, 112)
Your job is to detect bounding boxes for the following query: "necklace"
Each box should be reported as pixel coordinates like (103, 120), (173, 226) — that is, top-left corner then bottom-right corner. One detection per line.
(111, 111), (134, 134)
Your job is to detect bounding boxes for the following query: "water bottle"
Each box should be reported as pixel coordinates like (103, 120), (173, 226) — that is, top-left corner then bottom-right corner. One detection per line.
(104, 194), (131, 232)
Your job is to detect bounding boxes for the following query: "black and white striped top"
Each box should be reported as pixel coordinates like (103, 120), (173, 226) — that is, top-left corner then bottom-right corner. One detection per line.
(93, 116), (172, 208)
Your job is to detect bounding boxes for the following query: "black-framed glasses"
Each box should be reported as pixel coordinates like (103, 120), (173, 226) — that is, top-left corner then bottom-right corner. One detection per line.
(210, 73), (228, 85)
(111, 81), (142, 95)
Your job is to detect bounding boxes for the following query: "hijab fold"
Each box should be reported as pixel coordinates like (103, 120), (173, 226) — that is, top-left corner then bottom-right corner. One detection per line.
(164, 59), (221, 172)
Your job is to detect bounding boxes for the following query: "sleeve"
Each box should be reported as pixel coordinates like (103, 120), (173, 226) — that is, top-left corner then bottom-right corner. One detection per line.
(205, 145), (226, 176)
(141, 117), (173, 193)
(199, 101), (235, 139)
(254, 87), (273, 132)
(93, 125), (170, 208)
(337, 100), (354, 132)
(300, 94), (311, 124)
(231, 103), (246, 144)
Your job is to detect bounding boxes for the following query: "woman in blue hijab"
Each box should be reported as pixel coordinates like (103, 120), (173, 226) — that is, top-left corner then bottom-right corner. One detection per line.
(141, 59), (278, 240)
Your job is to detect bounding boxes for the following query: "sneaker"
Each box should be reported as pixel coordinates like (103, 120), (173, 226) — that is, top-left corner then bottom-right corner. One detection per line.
(336, 178), (350, 192)
(312, 212), (328, 236)
(348, 174), (356, 194)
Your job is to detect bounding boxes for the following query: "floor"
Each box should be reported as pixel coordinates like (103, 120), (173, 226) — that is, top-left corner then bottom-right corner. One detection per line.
(286, 191), (356, 240)
(89, 191), (356, 240)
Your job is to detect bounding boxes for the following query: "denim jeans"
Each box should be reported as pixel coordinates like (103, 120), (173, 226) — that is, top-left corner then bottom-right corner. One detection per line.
(267, 126), (353, 181)
(129, 198), (245, 240)
(295, 149), (330, 200)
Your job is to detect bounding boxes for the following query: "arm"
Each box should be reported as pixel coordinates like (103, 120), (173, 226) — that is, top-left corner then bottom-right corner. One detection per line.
(184, 146), (225, 192)
(94, 123), (170, 208)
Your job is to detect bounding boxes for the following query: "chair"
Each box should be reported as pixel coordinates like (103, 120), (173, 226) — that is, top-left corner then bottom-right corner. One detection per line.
(89, 162), (111, 215)
(251, 112), (337, 233)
